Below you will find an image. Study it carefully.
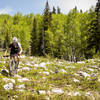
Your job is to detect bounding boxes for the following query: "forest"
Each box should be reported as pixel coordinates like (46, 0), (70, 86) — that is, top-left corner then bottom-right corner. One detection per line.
(0, 1), (100, 62)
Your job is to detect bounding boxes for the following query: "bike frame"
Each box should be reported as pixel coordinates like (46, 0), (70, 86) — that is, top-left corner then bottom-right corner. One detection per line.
(3, 54), (19, 76)
(9, 54), (18, 76)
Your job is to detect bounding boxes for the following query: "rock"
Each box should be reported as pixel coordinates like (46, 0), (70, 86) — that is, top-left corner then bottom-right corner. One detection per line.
(3, 61), (6, 64)
(67, 91), (81, 96)
(88, 68), (94, 72)
(52, 88), (64, 94)
(17, 69), (22, 72)
(91, 65), (98, 69)
(43, 71), (49, 75)
(73, 92), (81, 96)
(29, 56), (33, 59)
(14, 74), (22, 78)
(20, 55), (26, 58)
(85, 92), (91, 96)
(13, 95), (18, 98)
(38, 90), (46, 94)
(3, 78), (15, 83)
(50, 70), (55, 74)
(16, 84), (25, 89)
(22, 67), (31, 71)
(66, 66), (75, 69)
(3, 83), (13, 90)
(77, 61), (85, 64)
(26, 62), (33, 67)
(59, 69), (66, 73)
(34, 64), (39, 67)
(91, 73), (97, 77)
(18, 89), (24, 92)
(40, 62), (46, 68)
(44, 96), (50, 100)
(77, 71), (90, 77)
(74, 73), (79, 76)
(73, 78), (80, 82)
(18, 78), (30, 82)
(1, 69), (9, 76)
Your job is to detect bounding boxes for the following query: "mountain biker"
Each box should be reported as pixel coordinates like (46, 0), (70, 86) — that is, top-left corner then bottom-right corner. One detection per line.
(4, 37), (22, 65)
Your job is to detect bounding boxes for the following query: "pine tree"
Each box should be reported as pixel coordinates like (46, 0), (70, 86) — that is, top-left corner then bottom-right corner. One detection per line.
(41, 0), (52, 55)
(87, 2), (100, 54)
(52, 6), (56, 14)
(57, 6), (61, 14)
(30, 17), (37, 55)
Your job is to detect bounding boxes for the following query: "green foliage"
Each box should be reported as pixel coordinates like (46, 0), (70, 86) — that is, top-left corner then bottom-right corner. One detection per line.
(0, 1), (99, 60)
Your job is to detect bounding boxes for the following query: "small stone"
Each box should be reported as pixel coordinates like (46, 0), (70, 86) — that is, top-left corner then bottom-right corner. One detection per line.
(3, 78), (15, 83)
(39, 90), (46, 94)
(22, 67), (31, 71)
(88, 68), (94, 72)
(18, 78), (29, 82)
(16, 84), (25, 89)
(43, 71), (49, 75)
(59, 69), (66, 73)
(52, 88), (64, 94)
(73, 78), (80, 82)
(3, 83), (13, 90)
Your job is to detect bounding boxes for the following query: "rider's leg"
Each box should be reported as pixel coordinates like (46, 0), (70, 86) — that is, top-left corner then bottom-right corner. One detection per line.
(9, 55), (14, 76)
(17, 54), (20, 68)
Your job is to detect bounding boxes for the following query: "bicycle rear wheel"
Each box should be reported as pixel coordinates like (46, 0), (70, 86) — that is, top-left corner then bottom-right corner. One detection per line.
(9, 59), (16, 76)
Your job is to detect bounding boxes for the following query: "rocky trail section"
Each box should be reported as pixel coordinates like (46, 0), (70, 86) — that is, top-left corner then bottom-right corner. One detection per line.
(0, 55), (100, 100)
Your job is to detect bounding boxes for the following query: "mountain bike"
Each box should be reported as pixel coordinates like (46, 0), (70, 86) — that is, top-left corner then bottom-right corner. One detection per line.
(3, 54), (19, 76)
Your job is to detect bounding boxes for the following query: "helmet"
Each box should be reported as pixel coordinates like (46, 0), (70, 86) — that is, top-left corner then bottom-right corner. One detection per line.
(12, 37), (18, 43)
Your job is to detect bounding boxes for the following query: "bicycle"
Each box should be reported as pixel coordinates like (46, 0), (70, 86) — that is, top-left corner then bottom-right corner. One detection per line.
(3, 54), (19, 76)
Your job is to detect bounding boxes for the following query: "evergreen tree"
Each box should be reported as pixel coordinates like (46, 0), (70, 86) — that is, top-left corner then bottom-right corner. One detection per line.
(41, 0), (52, 55)
(87, 6), (99, 55)
(52, 6), (56, 14)
(57, 6), (61, 14)
(30, 17), (37, 55)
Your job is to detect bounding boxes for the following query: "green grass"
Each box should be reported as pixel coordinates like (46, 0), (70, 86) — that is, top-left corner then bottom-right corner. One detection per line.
(0, 54), (100, 100)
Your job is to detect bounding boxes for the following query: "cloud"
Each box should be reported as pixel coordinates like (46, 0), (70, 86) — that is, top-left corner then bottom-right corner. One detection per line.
(49, 0), (97, 13)
(0, 7), (13, 14)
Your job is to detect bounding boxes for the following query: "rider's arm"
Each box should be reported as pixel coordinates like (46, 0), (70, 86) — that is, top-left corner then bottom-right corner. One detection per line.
(18, 43), (22, 54)
(4, 48), (9, 56)
(19, 47), (22, 54)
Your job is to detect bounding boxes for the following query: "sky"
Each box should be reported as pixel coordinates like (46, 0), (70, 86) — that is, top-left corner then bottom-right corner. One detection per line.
(0, 0), (97, 16)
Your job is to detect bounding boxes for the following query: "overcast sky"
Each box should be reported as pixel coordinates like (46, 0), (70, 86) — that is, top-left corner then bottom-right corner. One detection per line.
(0, 0), (97, 15)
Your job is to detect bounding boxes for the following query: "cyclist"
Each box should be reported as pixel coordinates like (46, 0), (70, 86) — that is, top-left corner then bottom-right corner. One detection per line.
(4, 37), (22, 65)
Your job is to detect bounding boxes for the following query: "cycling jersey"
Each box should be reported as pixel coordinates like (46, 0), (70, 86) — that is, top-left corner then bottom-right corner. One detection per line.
(9, 42), (21, 55)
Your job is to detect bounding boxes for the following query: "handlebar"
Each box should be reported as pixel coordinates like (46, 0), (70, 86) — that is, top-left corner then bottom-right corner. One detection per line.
(3, 55), (9, 57)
